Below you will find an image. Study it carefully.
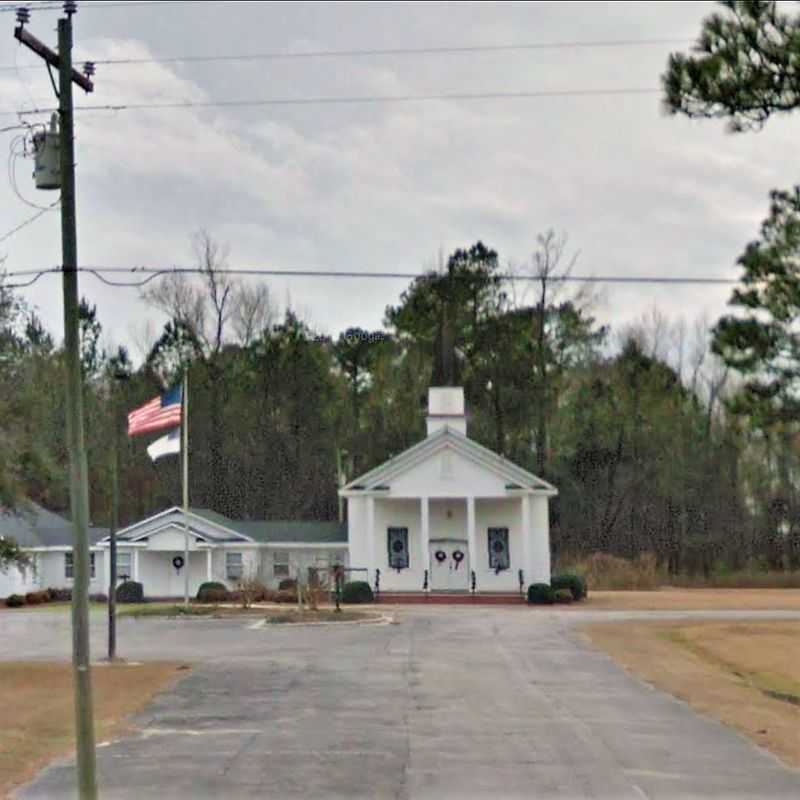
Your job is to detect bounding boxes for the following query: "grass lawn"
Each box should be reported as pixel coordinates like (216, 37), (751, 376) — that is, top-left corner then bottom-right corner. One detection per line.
(583, 588), (800, 610)
(0, 661), (187, 797)
(582, 620), (800, 767)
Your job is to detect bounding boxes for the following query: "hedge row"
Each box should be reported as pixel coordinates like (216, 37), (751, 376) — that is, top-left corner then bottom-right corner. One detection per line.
(4, 588), (109, 608)
(527, 573), (589, 605)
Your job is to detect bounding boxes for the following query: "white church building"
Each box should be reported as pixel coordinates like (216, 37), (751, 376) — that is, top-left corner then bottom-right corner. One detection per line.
(342, 387), (557, 594)
(1, 388), (557, 599)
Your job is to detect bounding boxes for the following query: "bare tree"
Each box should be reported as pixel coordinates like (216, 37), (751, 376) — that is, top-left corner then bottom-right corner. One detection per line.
(515, 230), (579, 475)
(230, 284), (274, 347)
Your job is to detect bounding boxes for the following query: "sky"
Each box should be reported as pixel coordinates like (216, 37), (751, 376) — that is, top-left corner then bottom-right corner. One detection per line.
(0, 0), (798, 364)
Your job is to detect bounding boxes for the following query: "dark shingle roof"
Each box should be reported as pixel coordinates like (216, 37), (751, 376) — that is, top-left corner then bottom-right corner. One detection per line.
(191, 509), (347, 544)
(0, 501), (109, 547)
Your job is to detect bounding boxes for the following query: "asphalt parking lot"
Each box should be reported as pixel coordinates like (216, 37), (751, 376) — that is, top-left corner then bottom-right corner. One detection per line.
(6, 605), (800, 799)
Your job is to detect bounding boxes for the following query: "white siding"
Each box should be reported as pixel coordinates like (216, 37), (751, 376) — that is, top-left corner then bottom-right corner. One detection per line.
(373, 499), (425, 592)
(473, 499), (525, 592)
(32, 550), (106, 594)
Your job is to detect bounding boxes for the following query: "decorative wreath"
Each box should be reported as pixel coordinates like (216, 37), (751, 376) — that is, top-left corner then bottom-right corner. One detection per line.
(172, 556), (185, 570)
(434, 550), (447, 563)
(492, 540), (505, 553)
(452, 550), (465, 569)
(391, 540), (405, 553)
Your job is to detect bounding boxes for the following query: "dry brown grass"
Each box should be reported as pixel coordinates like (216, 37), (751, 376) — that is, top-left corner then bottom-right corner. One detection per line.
(584, 588), (800, 610)
(0, 661), (187, 798)
(582, 620), (800, 767)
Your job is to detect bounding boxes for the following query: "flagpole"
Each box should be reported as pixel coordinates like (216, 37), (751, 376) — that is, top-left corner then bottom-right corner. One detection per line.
(182, 366), (189, 607)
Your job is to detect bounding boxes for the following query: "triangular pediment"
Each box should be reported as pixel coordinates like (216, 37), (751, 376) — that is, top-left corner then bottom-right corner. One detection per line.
(340, 427), (557, 497)
(100, 507), (253, 545)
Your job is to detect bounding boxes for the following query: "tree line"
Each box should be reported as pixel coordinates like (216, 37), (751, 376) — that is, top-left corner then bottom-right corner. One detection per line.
(1, 223), (799, 578)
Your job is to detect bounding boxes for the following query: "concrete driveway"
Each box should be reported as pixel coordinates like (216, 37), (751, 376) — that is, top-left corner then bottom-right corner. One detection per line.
(7, 605), (800, 799)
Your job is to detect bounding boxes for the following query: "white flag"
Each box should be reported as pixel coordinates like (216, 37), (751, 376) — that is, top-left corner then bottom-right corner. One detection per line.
(147, 428), (181, 462)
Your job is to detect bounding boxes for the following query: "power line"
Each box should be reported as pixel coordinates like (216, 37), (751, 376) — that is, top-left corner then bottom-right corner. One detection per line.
(0, 264), (739, 291)
(0, 1), (200, 12)
(5, 86), (661, 117)
(0, 200), (59, 247)
(0, 36), (691, 72)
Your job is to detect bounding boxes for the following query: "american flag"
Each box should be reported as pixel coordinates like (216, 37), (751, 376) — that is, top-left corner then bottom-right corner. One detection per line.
(128, 384), (183, 437)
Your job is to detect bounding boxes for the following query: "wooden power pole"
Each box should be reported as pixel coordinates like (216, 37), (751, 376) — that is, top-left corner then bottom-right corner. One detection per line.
(14, 3), (97, 798)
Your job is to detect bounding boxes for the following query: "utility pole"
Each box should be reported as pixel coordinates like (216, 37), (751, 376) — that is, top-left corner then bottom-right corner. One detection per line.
(14, 4), (97, 798)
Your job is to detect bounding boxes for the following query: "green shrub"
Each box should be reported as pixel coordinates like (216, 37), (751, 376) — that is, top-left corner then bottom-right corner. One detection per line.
(553, 589), (574, 604)
(89, 593), (108, 603)
(196, 582), (228, 603)
(274, 589), (298, 603)
(5, 594), (25, 608)
(47, 587), (71, 602)
(527, 583), (554, 605)
(551, 573), (587, 601)
(24, 591), (49, 605)
(278, 578), (297, 591)
(341, 581), (374, 604)
(115, 580), (144, 604)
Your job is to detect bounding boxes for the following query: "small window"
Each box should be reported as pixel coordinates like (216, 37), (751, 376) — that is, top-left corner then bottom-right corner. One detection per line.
(488, 528), (510, 571)
(116, 552), (132, 581)
(65, 552), (95, 579)
(273, 550), (290, 578)
(332, 550), (346, 566)
(387, 527), (409, 570)
(226, 552), (243, 580)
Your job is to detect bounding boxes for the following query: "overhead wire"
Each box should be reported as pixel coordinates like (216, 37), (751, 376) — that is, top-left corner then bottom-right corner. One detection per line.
(0, 36), (692, 72)
(0, 265), (740, 291)
(0, 201), (59, 247)
(5, 86), (662, 117)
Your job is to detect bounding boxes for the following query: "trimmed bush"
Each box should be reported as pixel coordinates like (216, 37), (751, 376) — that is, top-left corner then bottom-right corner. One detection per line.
(115, 580), (144, 604)
(274, 589), (298, 603)
(551, 573), (587, 601)
(5, 594), (25, 608)
(196, 582), (228, 603)
(278, 578), (297, 591)
(527, 583), (555, 605)
(89, 593), (108, 603)
(553, 589), (574, 604)
(24, 591), (49, 605)
(47, 587), (71, 602)
(341, 581), (374, 604)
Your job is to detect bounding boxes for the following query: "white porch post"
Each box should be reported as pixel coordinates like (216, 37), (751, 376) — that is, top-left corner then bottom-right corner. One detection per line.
(421, 496), (430, 591)
(367, 496), (376, 586)
(132, 549), (139, 582)
(467, 496), (476, 592)
(521, 494), (532, 590)
(206, 548), (212, 581)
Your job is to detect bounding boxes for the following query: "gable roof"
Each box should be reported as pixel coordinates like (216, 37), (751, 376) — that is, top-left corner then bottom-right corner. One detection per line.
(340, 425), (557, 495)
(0, 501), (109, 548)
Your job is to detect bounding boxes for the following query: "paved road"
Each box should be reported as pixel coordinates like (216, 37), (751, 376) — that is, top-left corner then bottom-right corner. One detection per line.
(8, 606), (800, 799)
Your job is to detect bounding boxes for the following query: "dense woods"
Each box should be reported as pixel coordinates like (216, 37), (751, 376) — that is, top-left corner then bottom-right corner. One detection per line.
(3, 226), (800, 580)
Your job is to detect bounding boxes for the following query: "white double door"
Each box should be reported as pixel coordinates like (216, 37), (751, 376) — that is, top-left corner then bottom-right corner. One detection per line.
(429, 540), (470, 591)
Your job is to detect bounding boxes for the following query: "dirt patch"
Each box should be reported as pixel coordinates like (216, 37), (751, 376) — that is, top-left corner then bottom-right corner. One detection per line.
(0, 661), (187, 798)
(584, 588), (800, 610)
(581, 620), (800, 767)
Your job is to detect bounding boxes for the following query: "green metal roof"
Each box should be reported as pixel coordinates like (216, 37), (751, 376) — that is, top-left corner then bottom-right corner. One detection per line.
(190, 508), (347, 544)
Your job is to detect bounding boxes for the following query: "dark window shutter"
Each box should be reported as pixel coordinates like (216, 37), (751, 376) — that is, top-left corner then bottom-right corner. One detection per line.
(488, 527), (510, 570)
(387, 527), (409, 569)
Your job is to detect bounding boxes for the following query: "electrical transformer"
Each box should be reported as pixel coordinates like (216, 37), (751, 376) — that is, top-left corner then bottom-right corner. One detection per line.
(32, 113), (60, 190)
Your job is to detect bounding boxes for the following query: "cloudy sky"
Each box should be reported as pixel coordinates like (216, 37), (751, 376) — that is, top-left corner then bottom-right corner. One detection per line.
(0, 0), (797, 362)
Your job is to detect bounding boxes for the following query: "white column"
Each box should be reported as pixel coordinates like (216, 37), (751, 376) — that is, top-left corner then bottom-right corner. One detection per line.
(466, 496), (476, 592)
(206, 548), (213, 581)
(132, 549), (139, 582)
(421, 496), (430, 590)
(367, 496), (376, 584)
(521, 494), (532, 588)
